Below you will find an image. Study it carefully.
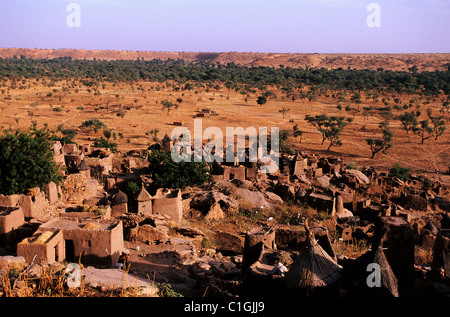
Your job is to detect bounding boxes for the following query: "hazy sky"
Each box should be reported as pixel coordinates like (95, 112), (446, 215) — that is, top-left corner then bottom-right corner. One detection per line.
(0, 0), (448, 53)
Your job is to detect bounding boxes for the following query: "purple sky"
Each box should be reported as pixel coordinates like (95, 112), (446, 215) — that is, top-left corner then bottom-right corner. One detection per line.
(0, 0), (449, 53)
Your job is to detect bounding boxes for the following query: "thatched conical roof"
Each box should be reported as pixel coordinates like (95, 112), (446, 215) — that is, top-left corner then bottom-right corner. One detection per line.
(162, 133), (173, 142)
(112, 190), (128, 205)
(136, 185), (152, 202)
(345, 228), (399, 297)
(285, 221), (342, 289)
(77, 159), (90, 171)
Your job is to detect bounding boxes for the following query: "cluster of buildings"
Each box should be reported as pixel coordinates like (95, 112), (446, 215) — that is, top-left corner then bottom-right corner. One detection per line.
(1, 134), (448, 274)
(0, 140), (183, 268)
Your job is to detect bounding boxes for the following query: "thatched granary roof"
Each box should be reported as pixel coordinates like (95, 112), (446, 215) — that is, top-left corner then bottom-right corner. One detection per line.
(344, 228), (399, 297)
(136, 186), (152, 202)
(112, 190), (128, 205)
(162, 133), (173, 142)
(77, 159), (90, 171)
(285, 221), (342, 289)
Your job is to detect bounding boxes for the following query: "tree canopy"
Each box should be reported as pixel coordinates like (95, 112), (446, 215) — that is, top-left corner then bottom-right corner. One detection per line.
(0, 57), (448, 95)
(146, 150), (210, 191)
(0, 123), (63, 195)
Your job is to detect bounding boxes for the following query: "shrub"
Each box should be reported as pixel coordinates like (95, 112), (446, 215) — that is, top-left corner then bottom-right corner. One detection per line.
(388, 163), (411, 181)
(93, 137), (118, 152)
(80, 118), (107, 133)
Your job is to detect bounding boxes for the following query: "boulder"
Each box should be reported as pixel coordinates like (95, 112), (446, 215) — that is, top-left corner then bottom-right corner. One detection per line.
(82, 266), (158, 296)
(204, 202), (225, 221)
(0, 256), (26, 275)
(174, 226), (206, 238)
(315, 175), (330, 188)
(133, 224), (169, 243)
(336, 208), (354, 221)
(235, 188), (270, 209)
(265, 191), (284, 203)
(346, 169), (370, 186)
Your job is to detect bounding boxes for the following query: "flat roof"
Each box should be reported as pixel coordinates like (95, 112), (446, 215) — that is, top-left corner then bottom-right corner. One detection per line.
(39, 217), (118, 231)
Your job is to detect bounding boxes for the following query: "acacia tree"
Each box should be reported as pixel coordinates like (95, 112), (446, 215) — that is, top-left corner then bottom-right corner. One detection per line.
(279, 107), (290, 118)
(161, 100), (179, 115)
(0, 123), (62, 195)
(293, 124), (303, 143)
(366, 121), (394, 159)
(305, 114), (351, 150)
(399, 111), (418, 134)
(429, 115), (446, 141)
(413, 120), (433, 144)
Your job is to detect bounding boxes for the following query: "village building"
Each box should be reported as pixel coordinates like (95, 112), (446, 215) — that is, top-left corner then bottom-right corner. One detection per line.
(136, 186), (153, 216)
(17, 230), (64, 265)
(222, 165), (246, 182)
(77, 159), (91, 179)
(111, 190), (128, 217)
(161, 133), (174, 152)
(152, 188), (183, 224)
(0, 206), (25, 247)
(18, 216), (124, 266)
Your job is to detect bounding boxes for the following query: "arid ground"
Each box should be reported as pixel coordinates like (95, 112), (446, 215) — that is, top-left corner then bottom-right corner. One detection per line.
(0, 49), (449, 185)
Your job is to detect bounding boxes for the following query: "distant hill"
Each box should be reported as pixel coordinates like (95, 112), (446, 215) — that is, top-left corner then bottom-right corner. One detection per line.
(0, 48), (449, 72)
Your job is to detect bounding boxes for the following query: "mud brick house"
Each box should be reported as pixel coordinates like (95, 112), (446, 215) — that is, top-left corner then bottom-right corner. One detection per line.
(0, 206), (25, 247)
(17, 230), (64, 264)
(0, 188), (48, 220)
(52, 141), (66, 173)
(293, 154), (308, 176)
(222, 165), (246, 182)
(18, 217), (124, 266)
(152, 188), (183, 224)
(306, 192), (336, 215)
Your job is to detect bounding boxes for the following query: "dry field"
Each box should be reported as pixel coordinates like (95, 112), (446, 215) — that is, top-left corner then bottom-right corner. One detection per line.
(0, 75), (448, 187)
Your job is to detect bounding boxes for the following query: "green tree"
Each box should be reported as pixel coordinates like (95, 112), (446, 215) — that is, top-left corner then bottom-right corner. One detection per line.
(279, 107), (290, 118)
(413, 120), (433, 144)
(429, 115), (446, 141)
(293, 124), (304, 143)
(305, 114), (351, 150)
(365, 121), (394, 159)
(161, 100), (178, 115)
(256, 95), (267, 106)
(147, 150), (210, 190)
(399, 111), (418, 134)
(0, 124), (63, 195)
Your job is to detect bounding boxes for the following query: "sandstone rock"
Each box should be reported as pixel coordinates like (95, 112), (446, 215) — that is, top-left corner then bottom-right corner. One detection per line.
(174, 226), (206, 238)
(136, 224), (169, 242)
(0, 256), (26, 275)
(346, 169), (370, 186)
(205, 202), (224, 221)
(82, 266), (158, 296)
(265, 191), (284, 203)
(235, 188), (270, 209)
(315, 175), (330, 188)
(336, 208), (354, 221)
